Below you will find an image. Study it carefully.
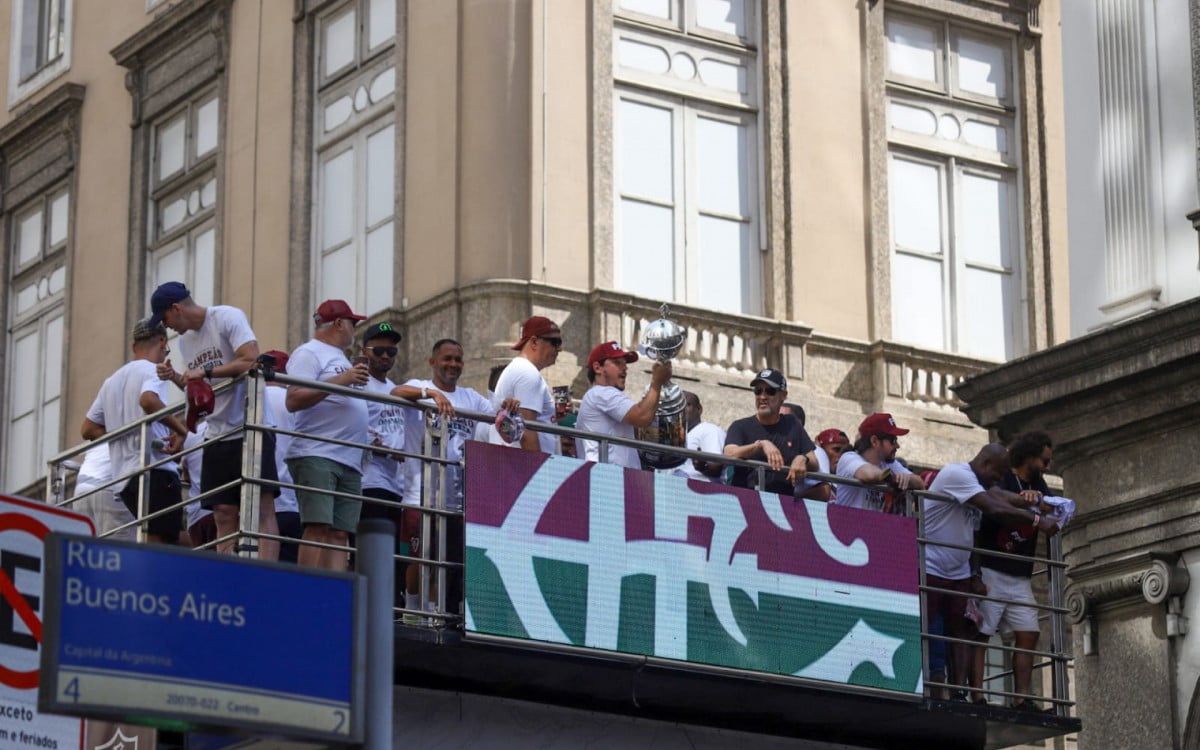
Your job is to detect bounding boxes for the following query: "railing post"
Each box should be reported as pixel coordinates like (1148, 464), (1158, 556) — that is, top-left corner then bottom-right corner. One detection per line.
(239, 371), (265, 558)
(136, 420), (149, 544)
(356, 517), (395, 750)
(915, 493), (929, 697)
(1048, 533), (1069, 714)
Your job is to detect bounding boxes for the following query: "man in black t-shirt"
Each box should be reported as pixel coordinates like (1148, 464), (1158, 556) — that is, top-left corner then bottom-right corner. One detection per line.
(723, 369), (816, 494)
(973, 431), (1056, 712)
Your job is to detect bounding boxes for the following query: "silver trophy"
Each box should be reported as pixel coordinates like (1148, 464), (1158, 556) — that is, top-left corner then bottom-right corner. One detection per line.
(636, 304), (688, 470)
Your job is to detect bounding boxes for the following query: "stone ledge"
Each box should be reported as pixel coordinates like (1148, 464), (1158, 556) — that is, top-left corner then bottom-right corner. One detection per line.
(1066, 551), (1189, 623)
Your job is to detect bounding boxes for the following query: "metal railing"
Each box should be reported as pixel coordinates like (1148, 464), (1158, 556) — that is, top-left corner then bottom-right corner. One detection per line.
(45, 364), (1075, 717)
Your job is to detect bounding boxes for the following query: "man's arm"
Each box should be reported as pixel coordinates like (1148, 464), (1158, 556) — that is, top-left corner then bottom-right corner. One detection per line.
(287, 362), (368, 411)
(139, 391), (188, 439)
(966, 491), (1060, 536)
(517, 407), (540, 452)
(622, 362), (672, 427)
(81, 418), (106, 441)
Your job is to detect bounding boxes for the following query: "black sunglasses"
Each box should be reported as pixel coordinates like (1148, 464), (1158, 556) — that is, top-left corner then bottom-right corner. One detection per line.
(538, 336), (563, 349)
(367, 346), (398, 357)
(752, 386), (779, 397)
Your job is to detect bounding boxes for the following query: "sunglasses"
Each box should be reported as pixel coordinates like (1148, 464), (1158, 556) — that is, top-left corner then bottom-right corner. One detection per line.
(367, 346), (398, 357)
(752, 386), (779, 397)
(538, 336), (563, 349)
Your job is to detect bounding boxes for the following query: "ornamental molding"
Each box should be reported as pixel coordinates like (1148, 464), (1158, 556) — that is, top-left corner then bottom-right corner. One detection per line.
(1066, 551), (1190, 624)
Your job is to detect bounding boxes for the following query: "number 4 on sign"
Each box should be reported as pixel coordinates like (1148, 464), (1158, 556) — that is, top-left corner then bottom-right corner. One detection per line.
(63, 677), (79, 702)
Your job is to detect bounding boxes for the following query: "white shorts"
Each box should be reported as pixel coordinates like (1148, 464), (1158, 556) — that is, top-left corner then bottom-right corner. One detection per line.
(977, 567), (1039, 636)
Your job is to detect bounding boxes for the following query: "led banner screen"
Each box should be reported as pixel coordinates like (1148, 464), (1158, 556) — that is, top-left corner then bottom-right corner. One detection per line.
(464, 442), (923, 695)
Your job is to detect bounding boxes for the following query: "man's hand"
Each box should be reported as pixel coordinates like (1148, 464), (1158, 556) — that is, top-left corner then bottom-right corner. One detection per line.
(1037, 516), (1061, 537)
(758, 439), (783, 470)
(428, 389), (454, 418)
(164, 432), (184, 454)
(970, 576), (988, 596)
(890, 472), (917, 491)
(785, 455), (807, 484)
(1019, 489), (1043, 506)
(334, 363), (369, 387)
(499, 397), (521, 414)
(650, 361), (672, 389)
(157, 362), (181, 383)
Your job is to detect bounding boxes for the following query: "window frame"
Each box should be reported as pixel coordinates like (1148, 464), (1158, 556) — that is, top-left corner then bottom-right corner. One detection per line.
(7, 0), (74, 108)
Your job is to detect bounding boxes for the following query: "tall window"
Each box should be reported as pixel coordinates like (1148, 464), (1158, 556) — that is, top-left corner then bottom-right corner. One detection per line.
(7, 0), (72, 106)
(612, 0), (761, 316)
(5, 188), (68, 491)
(313, 0), (396, 316)
(885, 13), (1022, 361)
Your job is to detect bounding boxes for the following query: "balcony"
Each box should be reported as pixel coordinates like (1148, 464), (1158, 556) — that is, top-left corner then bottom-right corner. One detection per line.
(43, 367), (1079, 749)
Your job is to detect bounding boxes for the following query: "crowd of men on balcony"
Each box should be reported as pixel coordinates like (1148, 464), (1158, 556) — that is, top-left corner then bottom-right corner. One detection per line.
(74, 288), (1069, 711)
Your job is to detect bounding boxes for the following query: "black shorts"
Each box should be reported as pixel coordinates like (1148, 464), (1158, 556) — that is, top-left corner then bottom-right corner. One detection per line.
(199, 433), (280, 509)
(119, 469), (183, 539)
(360, 487), (404, 524)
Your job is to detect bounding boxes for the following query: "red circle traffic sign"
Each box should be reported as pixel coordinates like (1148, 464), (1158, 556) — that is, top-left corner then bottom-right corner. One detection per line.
(0, 511), (52, 690)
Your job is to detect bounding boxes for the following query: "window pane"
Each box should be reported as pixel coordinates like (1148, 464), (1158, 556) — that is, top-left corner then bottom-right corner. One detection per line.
(695, 116), (748, 216)
(43, 315), (63, 400)
(618, 0), (671, 20)
(962, 120), (1007, 153)
(368, 0), (396, 50)
(321, 149), (355, 249)
(696, 215), (751, 314)
(962, 268), (1011, 360)
(892, 253), (945, 351)
(365, 221), (393, 314)
(195, 97), (219, 158)
(193, 228), (216, 306)
(618, 200), (674, 300)
(158, 116), (186, 181)
(321, 244), (356, 303)
(323, 8), (356, 77)
(8, 413), (36, 490)
(366, 125), (395, 227)
(889, 101), (937, 136)
(956, 35), (1008, 100)
(617, 98), (674, 203)
(49, 193), (69, 247)
(886, 17), (940, 83)
(959, 171), (1012, 268)
(154, 244), (187, 291)
(40, 397), (60, 473)
(17, 209), (43, 266)
(11, 330), (39, 410)
(890, 156), (942, 255)
(15, 282), (38, 315)
(18, 0), (40, 79)
(695, 0), (746, 38)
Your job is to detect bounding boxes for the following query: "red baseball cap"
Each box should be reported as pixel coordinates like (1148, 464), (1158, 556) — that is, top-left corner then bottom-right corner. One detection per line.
(587, 341), (639, 369)
(186, 379), (216, 433)
(314, 299), (366, 325)
(858, 412), (909, 437)
(512, 316), (561, 350)
(262, 349), (289, 374)
(816, 428), (850, 447)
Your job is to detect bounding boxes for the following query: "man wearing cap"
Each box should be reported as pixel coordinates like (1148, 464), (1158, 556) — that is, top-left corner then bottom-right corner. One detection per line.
(488, 316), (563, 454)
(575, 341), (672, 469)
(285, 300), (371, 570)
(799, 428), (851, 501)
(82, 318), (188, 544)
(680, 391), (726, 483)
(833, 413), (925, 512)
(357, 323), (407, 574)
(149, 281), (279, 557)
(723, 369), (816, 494)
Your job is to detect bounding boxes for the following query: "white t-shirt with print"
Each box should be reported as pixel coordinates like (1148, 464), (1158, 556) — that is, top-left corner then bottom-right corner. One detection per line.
(284, 338), (369, 472)
(575, 385), (639, 469)
(924, 461), (986, 579)
(85, 359), (178, 494)
(180, 423), (213, 529)
(487, 356), (559, 455)
(362, 374), (406, 495)
(680, 421), (727, 483)
(177, 305), (256, 440)
(401, 380), (493, 509)
(263, 385), (298, 513)
(833, 451), (912, 511)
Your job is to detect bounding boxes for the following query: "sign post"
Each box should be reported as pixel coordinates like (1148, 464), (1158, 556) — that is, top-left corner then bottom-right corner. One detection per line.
(0, 494), (92, 750)
(38, 533), (364, 743)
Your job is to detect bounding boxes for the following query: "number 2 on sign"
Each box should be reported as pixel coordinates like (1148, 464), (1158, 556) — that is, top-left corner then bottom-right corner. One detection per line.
(332, 710), (345, 733)
(63, 677), (80, 703)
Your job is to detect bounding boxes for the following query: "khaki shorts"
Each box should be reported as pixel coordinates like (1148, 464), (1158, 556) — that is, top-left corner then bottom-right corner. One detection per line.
(977, 567), (1040, 635)
(287, 456), (363, 533)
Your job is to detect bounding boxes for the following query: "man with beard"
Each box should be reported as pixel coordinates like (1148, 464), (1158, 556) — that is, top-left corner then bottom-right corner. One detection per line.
(575, 340), (672, 469)
(973, 431), (1057, 712)
(487, 316), (563, 454)
(392, 338), (516, 622)
(723, 369), (816, 494)
(833, 413), (925, 512)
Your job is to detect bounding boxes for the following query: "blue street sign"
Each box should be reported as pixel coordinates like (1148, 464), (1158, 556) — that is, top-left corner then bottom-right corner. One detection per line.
(37, 533), (364, 742)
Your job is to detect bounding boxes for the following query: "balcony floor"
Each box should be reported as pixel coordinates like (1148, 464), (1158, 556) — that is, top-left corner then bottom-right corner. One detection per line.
(392, 625), (1079, 750)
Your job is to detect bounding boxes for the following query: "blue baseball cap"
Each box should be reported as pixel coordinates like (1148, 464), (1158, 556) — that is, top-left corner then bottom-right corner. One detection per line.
(148, 281), (191, 327)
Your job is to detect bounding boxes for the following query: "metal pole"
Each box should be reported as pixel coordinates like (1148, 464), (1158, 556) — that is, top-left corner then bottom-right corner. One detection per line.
(356, 517), (395, 750)
(239, 372), (265, 557)
(1048, 533), (1068, 715)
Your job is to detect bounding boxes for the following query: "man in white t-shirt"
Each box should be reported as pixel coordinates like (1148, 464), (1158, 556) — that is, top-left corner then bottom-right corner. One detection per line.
(834, 413), (925, 512)
(71, 444), (137, 541)
(925, 444), (1061, 702)
(261, 350), (303, 563)
(575, 341), (671, 469)
(393, 338), (510, 622)
(799, 428), (851, 501)
(149, 281), (280, 558)
(82, 318), (188, 544)
(487, 316), (563, 454)
(679, 391), (726, 483)
(285, 299), (370, 571)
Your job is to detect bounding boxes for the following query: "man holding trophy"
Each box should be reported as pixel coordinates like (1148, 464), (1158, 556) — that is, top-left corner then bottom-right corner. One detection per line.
(575, 340), (673, 469)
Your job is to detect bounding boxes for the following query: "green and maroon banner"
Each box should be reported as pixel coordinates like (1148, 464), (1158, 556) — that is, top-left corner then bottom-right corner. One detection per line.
(463, 442), (923, 694)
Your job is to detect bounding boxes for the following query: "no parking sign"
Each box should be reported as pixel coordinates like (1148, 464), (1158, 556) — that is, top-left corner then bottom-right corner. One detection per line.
(0, 494), (92, 750)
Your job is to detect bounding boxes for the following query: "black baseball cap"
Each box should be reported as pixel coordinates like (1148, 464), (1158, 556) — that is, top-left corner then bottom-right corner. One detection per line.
(362, 321), (402, 343)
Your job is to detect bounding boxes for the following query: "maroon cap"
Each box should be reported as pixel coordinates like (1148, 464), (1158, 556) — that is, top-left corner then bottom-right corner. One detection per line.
(816, 428), (850, 447)
(858, 412), (909, 438)
(262, 349), (289, 374)
(587, 341), (639, 369)
(512, 316), (561, 350)
(186, 379), (216, 433)
(314, 299), (367, 325)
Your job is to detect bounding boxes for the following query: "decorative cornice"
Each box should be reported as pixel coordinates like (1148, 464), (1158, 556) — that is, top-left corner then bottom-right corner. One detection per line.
(1066, 551), (1190, 624)
(0, 83), (85, 153)
(110, 0), (232, 69)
